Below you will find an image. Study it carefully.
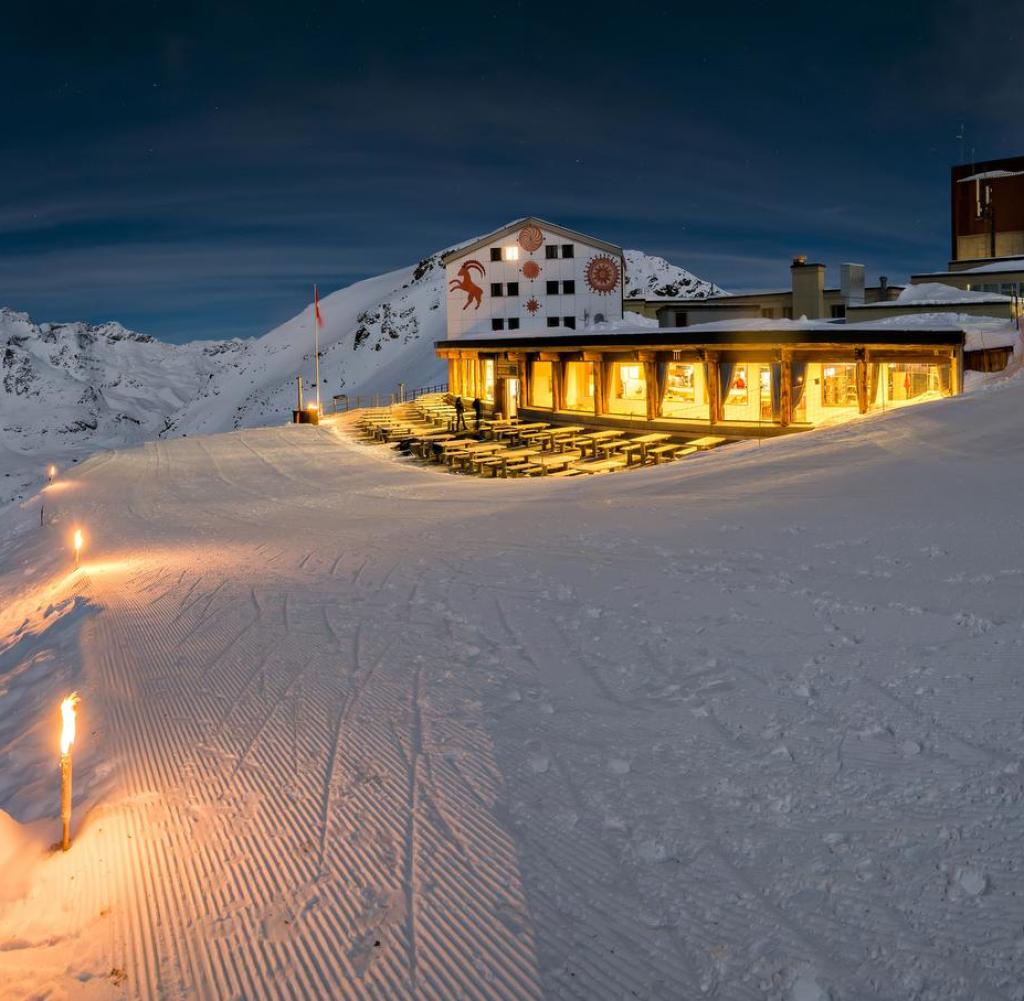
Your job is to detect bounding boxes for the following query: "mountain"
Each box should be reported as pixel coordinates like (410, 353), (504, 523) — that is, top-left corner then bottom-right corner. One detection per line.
(622, 249), (725, 300)
(0, 246), (720, 504)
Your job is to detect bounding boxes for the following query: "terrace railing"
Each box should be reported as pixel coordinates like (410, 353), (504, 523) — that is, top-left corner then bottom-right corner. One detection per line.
(332, 383), (448, 413)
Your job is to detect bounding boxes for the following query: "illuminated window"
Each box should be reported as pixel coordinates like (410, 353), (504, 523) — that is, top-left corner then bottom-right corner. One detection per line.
(531, 360), (554, 408)
(482, 359), (495, 402)
(609, 362), (646, 416)
(660, 362), (708, 420)
(821, 364), (857, 408)
(887, 363), (945, 403)
(726, 366), (748, 404)
(503, 246), (519, 261)
(564, 361), (595, 412)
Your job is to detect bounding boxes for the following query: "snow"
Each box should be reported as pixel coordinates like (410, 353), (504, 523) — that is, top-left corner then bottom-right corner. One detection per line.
(958, 258), (1024, 275)
(957, 170), (1024, 183)
(893, 282), (1011, 305)
(623, 249), (725, 300)
(3, 364), (1024, 998)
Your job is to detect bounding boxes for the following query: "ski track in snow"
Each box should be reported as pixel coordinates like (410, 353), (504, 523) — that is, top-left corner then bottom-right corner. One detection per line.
(3, 389), (1024, 999)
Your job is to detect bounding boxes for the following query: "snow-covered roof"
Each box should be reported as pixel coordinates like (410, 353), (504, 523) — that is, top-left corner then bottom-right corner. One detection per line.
(441, 217), (623, 265)
(957, 169), (1024, 183)
(849, 283), (1012, 308)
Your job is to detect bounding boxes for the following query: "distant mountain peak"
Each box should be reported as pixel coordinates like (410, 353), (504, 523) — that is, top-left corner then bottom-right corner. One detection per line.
(623, 249), (724, 300)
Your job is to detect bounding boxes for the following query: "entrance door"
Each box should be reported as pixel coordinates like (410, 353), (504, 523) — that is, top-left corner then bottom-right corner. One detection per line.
(505, 378), (519, 419)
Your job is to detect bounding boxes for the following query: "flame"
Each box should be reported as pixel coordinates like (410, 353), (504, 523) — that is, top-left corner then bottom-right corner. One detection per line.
(73, 529), (83, 554)
(60, 693), (80, 755)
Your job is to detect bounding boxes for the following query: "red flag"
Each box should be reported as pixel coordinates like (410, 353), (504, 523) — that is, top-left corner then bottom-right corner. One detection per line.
(314, 285), (324, 327)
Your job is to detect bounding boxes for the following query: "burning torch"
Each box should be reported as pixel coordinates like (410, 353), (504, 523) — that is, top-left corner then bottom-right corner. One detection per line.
(60, 693), (80, 851)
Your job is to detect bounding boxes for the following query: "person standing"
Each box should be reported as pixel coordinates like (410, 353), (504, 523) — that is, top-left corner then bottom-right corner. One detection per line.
(472, 396), (482, 431)
(454, 396), (467, 431)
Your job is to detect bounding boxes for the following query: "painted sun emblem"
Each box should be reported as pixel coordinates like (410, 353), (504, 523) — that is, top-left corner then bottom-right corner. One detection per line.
(525, 296), (541, 315)
(522, 260), (541, 280)
(585, 255), (621, 294)
(517, 225), (544, 253)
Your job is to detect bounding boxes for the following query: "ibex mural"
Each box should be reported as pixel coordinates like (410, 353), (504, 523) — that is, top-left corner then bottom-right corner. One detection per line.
(449, 259), (485, 310)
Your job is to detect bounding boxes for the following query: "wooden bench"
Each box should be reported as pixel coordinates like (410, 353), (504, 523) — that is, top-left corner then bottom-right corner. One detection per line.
(570, 457), (628, 475)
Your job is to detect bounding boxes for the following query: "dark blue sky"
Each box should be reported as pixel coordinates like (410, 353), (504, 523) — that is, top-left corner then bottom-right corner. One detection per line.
(4, 1), (1022, 343)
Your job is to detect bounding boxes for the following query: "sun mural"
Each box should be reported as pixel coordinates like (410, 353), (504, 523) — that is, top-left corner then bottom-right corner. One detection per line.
(585, 255), (621, 294)
(522, 260), (541, 280)
(525, 297), (541, 315)
(517, 225), (544, 253)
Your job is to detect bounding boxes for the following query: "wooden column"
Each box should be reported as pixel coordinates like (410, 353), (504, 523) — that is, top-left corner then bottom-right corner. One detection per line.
(639, 351), (658, 422)
(779, 348), (793, 427)
(552, 358), (565, 411)
(584, 351), (606, 416)
(855, 348), (868, 414)
(704, 350), (721, 425)
(449, 356), (460, 396)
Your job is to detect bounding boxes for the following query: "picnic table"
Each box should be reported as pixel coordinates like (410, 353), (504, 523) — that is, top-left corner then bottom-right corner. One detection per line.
(598, 433), (671, 465)
(534, 451), (582, 474)
(449, 442), (506, 472)
(572, 429), (625, 458)
(499, 422), (549, 443)
(478, 447), (539, 478)
(528, 425), (586, 451)
(570, 457), (627, 475)
(687, 435), (728, 450)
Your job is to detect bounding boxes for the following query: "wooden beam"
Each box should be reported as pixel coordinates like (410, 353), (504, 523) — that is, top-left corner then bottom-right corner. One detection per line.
(644, 358), (659, 421)
(855, 348), (868, 414)
(704, 350), (721, 424)
(779, 348), (793, 427)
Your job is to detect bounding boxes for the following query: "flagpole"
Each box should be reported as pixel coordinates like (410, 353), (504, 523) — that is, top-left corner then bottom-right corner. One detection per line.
(313, 285), (321, 414)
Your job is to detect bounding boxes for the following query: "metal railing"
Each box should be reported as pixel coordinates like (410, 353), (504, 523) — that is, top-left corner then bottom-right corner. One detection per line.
(332, 383), (448, 413)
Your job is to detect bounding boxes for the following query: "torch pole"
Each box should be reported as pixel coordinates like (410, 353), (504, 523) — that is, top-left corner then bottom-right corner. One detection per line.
(313, 288), (321, 415)
(60, 751), (72, 851)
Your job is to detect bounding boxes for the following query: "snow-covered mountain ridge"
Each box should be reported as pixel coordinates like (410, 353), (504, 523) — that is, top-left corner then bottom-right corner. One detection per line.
(0, 245), (718, 504)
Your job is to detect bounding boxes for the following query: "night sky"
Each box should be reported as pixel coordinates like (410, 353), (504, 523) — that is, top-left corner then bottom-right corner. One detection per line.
(5, 2), (1022, 343)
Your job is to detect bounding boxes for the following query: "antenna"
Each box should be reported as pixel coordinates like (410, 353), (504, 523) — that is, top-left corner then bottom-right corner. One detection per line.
(955, 123), (966, 165)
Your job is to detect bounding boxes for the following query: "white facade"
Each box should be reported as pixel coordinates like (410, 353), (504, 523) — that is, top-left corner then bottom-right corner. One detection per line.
(444, 218), (624, 340)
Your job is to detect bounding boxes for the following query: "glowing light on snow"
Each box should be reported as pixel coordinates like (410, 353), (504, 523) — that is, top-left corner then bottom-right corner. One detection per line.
(48, 465), (57, 482)
(60, 692), (79, 756)
(73, 528), (84, 568)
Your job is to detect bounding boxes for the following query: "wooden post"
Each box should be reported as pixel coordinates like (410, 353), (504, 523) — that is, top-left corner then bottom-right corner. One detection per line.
(779, 349), (793, 427)
(639, 351), (658, 422)
(705, 351), (721, 425)
(855, 348), (868, 413)
(593, 357), (607, 416)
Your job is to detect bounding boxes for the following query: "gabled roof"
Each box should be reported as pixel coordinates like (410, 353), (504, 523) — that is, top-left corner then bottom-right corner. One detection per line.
(441, 217), (623, 265)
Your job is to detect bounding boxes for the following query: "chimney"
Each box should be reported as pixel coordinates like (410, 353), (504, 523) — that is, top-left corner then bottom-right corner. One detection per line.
(791, 256), (825, 319)
(840, 263), (865, 307)
(879, 275), (889, 300)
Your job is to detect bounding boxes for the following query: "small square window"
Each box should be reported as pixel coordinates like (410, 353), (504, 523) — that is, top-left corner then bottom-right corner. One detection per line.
(561, 244), (574, 259)
(830, 304), (846, 318)
(563, 316), (576, 329)
(546, 280), (559, 295)
(562, 280), (575, 294)
(508, 317), (520, 330)
(507, 282), (519, 296)
(491, 318), (505, 331)
(545, 245), (558, 260)
(503, 246), (519, 261)
(490, 248), (502, 262)
(546, 317), (560, 328)
(490, 283), (503, 297)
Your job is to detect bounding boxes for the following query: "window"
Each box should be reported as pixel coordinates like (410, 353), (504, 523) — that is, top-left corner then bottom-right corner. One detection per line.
(507, 282), (519, 296)
(563, 316), (576, 329)
(503, 246), (519, 261)
(830, 304), (846, 318)
(530, 360), (554, 408)
(564, 361), (595, 412)
(609, 362), (646, 416)
(660, 362), (708, 420)
(546, 280), (559, 295)
(508, 317), (520, 330)
(887, 362), (944, 403)
(491, 283), (503, 297)
(562, 280), (576, 294)
(491, 318), (505, 331)
(761, 307), (776, 319)
(675, 311), (689, 326)
(490, 248), (502, 262)
(726, 366), (748, 405)
(546, 317), (560, 327)
(545, 246), (558, 260)
(561, 244), (574, 259)
(821, 364), (858, 408)
(482, 359), (495, 402)
(783, 307), (794, 319)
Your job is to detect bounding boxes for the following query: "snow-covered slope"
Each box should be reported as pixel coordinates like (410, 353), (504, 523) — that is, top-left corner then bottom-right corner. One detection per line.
(623, 248), (725, 300)
(0, 245), (719, 504)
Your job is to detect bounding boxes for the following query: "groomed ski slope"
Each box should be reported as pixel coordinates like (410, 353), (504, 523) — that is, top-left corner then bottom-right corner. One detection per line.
(2, 376), (1024, 1000)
